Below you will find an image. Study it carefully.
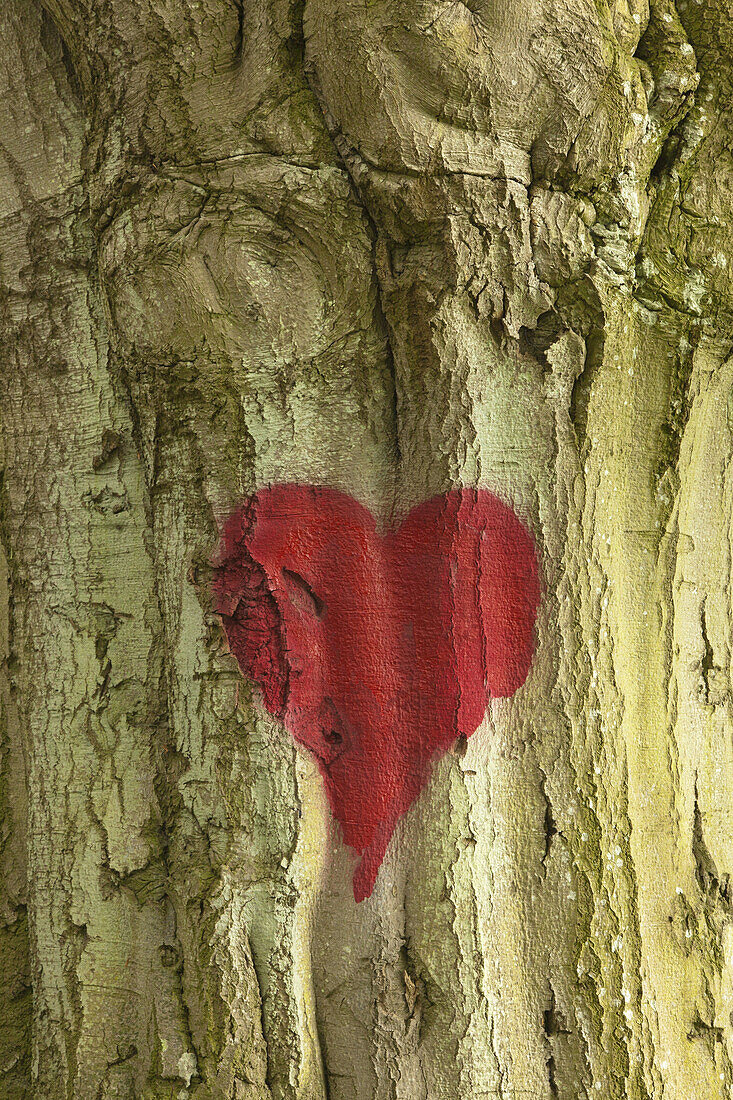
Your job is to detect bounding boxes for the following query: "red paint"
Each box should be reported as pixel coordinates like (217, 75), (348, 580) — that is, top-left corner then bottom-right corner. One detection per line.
(214, 486), (540, 901)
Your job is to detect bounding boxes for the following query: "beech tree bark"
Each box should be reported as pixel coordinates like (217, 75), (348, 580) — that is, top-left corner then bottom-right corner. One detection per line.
(2, 0), (733, 1097)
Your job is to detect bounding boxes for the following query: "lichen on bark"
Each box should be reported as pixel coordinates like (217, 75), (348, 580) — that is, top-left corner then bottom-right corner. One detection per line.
(3, 0), (733, 1097)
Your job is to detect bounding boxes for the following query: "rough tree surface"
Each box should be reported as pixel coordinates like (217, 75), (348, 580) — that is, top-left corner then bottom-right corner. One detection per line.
(1, 0), (733, 1098)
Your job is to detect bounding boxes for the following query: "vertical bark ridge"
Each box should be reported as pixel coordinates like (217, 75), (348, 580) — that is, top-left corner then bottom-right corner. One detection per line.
(3, 0), (733, 1095)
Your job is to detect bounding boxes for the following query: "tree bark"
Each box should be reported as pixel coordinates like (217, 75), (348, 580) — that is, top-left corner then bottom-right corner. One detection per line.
(2, 0), (733, 1097)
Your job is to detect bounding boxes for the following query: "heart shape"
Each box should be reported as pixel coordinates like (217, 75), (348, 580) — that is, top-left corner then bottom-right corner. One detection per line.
(214, 485), (540, 900)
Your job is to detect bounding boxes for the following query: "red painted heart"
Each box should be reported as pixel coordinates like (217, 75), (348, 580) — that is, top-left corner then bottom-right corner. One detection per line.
(214, 485), (540, 901)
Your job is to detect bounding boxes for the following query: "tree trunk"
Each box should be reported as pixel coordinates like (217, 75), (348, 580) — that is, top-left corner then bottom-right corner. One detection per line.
(2, 0), (733, 1096)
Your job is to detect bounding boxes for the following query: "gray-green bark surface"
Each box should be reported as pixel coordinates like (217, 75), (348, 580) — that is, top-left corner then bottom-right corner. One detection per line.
(2, 0), (733, 1097)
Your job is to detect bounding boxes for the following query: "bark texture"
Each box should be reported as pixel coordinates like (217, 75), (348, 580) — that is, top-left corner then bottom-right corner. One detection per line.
(2, 0), (733, 1097)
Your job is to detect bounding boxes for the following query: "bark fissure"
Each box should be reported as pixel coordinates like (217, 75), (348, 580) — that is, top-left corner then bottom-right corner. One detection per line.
(5, 0), (733, 1096)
